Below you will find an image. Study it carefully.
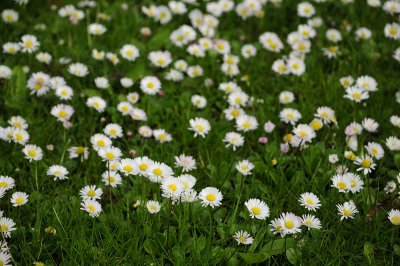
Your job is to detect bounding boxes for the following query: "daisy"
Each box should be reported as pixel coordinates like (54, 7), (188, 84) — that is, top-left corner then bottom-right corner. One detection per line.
(224, 106), (245, 121)
(68, 146), (89, 160)
(2, 9), (18, 23)
(279, 212), (302, 235)
(90, 134), (112, 150)
(315, 106), (336, 124)
(0, 176), (15, 191)
(79, 185), (103, 200)
(147, 162), (174, 183)
(98, 146), (122, 161)
(337, 200), (358, 220)
(293, 124), (316, 143)
(340, 76), (354, 88)
(279, 91), (295, 104)
(177, 174), (197, 190)
(188, 117), (211, 138)
(241, 44), (257, 58)
(140, 76), (161, 95)
(94, 77), (109, 89)
(187, 65), (203, 78)
(272, 59), (289, 75)
(120, 44), (140, 61)
(223, 132), (244, 151)
(3, 42), (20, 54)
(233, 230), (254, 245)
(301, 214), (322, 230)
(146, 200), (161, 214)
(344, 172), (364, 193)
(68, 63), (89, 77)
(386, 136), (400, 151)
(47, 165), (69, 180)
(55, 86), (74, 100)
(354, 155), (376, 175)
(8, 117), (26, 130)
(297, 2), (315, 17)
(0, 250), (11, 266)
(134, 156), (153, 177)
(119, 158), (137, 176)
(236, 114), (258, 132)
(86, 96), (107, 113)
(356, 76), (378, 92)
(343, 86), (369, 102)
(181, 189), (198, 203)
(0, 217), (16, 238)
(88, 23), (107, 35)
(12, 128), (29, 145)
(384, 23), (400, 40)
(198, 187), (223, 208)
(27, 72), (50, 96)
(130, 108), (147, 121)
(279, 108), (302, 125)
(228, 91), (249, 107)
(299, 192), (321, 211)
(362, 118), (379, 132)
(92, 49), (105, 60)
(101, 171), (122, 187)
(106, 52), (120, 65)
(365, 142), (384, 160)
(22, 144), (43, 162)
(388, 209), (400, 225)
(236, 160), (255, 176)
(288, 58), (306, 75)
(174, 154), (196, 172)
(80, 199), (102, 217)
(127, 92), (139, 103)
(104, 123), (123, 139)
(51, 104), (74, 122)
(160, 176), (184, 200)
(244, 198), (269, 220)
(19, 34), (40, 53)
(153, 129), (173, 143)
(148, 51), (172, 68)
(10, 192), (29, 207)
(331, 174), (350, 192)
(117, 102), (133, 116)
(191, 95), (207, 109)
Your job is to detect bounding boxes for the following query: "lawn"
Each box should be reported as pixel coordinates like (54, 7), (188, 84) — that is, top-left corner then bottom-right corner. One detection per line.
(1, 0), (400, 265)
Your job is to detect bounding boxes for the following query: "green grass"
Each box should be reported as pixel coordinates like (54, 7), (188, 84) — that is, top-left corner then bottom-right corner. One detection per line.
(1, 0), (400, 265)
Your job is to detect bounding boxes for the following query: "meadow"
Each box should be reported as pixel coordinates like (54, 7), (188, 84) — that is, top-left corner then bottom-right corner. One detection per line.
(1, 0), (400, 265)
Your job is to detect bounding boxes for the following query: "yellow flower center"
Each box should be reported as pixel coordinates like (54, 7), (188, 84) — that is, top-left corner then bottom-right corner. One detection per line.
(168, 184), (177, 191)
(196, 124), (204, 132)
(123, 165), (133, 172)
(361, 159), (371, 168)
(206, 193), (216, 201)
(147, 82), (154, 89)
(76, 147), (85, 154)
(0, 182), (8, 187)
(28, 149), (37, 157)
(306, 199), (313, 205)
(391, 216), (400, 224)
(108, 176), (115, 183)
(97, 140), (105, 147)
(15, 197), (24, 205)
(337, 181), (346, 189)
(106, 152), (114, 159)
(343, 209), (351, 216)
(285, 220), (294, 229)
(243, 121), (251, 128)
(153, 168), (162, 176)
(251, 207), (261, 215)
(88, 205), (95, 213)
(25, 40), (33, 47)
(139, 163), (148, 171)
(58, 111), (67, 118)
(87, 189), (96, 197)
(352, 92), (361, 100)
(1, 224), (9, 232)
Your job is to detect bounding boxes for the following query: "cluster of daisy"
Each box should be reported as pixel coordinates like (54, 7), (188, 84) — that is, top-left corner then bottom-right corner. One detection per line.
(340, 75), (378, 103)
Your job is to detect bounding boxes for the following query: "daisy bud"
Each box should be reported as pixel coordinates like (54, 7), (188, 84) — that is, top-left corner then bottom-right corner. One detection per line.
(129, 149), (136, 157)
(121, 3), (129, 10)
(140, 27), (151, 36)
(69, 16), (79, 25)
(100, 117), (107, 123)
(63, 121), (73, 129)
(126, 131), (133, 137)
(158, 90), (165, 97)
(280, 143), (289, 153)
(259, 137), (268, 144)
(46, 144), (54, 151)
(204, 78), (213, 87)
(264, 121), (275, 133)
(344, 126), (355, 136)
